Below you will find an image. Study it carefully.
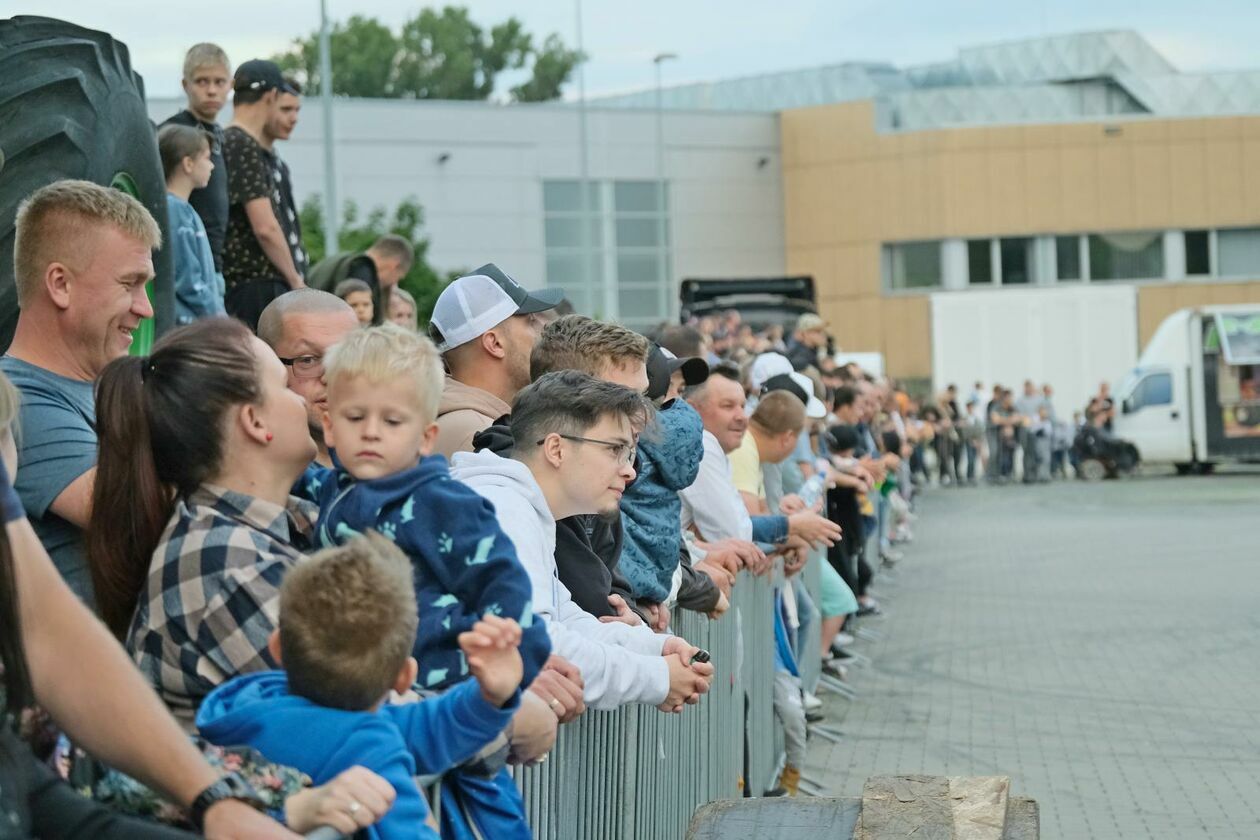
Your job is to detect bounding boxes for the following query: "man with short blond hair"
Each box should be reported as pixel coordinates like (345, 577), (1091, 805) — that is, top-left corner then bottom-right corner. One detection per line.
(163, 43), (231, 274)
(529, 314), (651, 390)
(3, 180), (160, 603)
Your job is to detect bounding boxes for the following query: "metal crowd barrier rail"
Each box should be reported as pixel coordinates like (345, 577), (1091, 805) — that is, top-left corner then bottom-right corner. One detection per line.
(518, 572), (781, 840)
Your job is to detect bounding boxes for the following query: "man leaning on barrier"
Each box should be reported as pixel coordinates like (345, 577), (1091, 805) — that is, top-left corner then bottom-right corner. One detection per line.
(453, 371), (715, 713)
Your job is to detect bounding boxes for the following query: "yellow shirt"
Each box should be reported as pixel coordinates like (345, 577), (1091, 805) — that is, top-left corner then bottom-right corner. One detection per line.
(728, 431), (764, 500)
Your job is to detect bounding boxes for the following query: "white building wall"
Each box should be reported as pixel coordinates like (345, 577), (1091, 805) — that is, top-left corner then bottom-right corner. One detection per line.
(148, 97), (785, 315)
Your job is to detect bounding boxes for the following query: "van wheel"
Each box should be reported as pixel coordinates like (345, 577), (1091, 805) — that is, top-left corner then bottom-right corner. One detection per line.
(0, 16), (172, 350)
(1193, 462), (1215, 476)
(1079, 459), (1107, 481)
(1174, 463), (1194, 476)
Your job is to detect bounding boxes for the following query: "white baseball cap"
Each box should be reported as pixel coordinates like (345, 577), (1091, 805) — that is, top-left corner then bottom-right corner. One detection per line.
(749, 352), (793, 392)
(429, 263), (565, 352)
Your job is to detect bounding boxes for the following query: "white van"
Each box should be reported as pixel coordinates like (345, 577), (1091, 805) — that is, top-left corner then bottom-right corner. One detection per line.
(1113, 305), (1260, 472)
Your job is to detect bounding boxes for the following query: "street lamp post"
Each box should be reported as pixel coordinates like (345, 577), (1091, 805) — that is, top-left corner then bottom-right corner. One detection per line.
(574, 0), (594, 316)
(319, 0), (339, 253)
(653, 53), (677, 323)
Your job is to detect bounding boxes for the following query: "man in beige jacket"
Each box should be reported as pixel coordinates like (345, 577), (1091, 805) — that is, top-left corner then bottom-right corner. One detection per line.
(430, 264), (562, 458)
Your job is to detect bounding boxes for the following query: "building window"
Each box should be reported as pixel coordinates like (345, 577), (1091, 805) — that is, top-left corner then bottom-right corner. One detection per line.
(1000, 237), (1035, 285)
(886, 241), (942, 290)
(542, 180), (603, 314)
(1217, 228), (1260, 278)
(967, 239), (992, 284)
(1185, 230), (1211, 276)
(611, 180), (670, 328)
(1056, 235), (1081, 281)
(542, 179), (671, 324)
(1087, 232), (1163, 281)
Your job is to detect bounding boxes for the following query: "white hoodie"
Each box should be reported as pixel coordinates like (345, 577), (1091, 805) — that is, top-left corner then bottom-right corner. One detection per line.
(450, 449), (670, 709)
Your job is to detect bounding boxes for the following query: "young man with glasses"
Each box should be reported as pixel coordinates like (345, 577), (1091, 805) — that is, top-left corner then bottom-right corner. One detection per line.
(256, 288), (360, 467)
(453, 371), (715, 713)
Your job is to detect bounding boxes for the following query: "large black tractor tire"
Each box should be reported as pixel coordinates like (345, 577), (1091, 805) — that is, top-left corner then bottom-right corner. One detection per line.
(0, 16), (172, 351)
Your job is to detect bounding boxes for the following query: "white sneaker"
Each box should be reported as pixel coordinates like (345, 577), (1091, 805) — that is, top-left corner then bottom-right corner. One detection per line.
(803, 691), (822, 711)
(832, 631), (856, 647)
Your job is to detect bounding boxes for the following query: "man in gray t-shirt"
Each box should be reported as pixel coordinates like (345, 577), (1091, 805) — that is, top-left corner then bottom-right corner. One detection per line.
(3, 180), (162, 607)
(0, 357), (97, 602)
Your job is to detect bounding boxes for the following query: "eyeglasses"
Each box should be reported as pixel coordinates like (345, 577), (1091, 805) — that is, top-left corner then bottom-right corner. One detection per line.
(278, 354), (324, 380)
(537, 433), (636, 466)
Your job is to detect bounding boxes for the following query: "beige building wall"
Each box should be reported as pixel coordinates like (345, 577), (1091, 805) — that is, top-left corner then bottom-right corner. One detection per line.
(781, 101), (1260, 378)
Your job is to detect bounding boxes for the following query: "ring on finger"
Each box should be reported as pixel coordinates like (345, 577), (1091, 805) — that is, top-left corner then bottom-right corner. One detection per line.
(348, 800), (362, 815)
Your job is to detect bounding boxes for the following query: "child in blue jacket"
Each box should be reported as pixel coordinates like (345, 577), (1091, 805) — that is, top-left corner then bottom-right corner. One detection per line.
(158, 124), (226, 324)
(296, 324), (551, 691)
(197, 532), (524, 840)
(295, 324), (549, 840)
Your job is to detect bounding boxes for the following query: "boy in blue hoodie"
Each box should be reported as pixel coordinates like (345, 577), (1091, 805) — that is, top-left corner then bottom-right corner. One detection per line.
(197, 532), (524, 840)
(296, 324), (549, 839)
(297, 324), (551, 690)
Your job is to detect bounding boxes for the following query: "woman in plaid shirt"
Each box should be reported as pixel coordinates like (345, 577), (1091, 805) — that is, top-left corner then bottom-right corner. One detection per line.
(88, 318), (318, 728)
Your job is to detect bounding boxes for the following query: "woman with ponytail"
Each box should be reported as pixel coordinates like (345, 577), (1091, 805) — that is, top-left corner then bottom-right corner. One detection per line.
(88, 317), (317, 725)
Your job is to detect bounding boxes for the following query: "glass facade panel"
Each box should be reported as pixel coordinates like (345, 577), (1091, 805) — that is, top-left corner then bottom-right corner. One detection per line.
(1088, 232), (1163, 281)
(1218, 228), (1260, 277)
(967, 239), (992, 284)
(544, 254), (593, 314)
(1056, 236), (1081, 280)
(887, 242), (942, 290)
(1185, 230), (1211, 276)
(1000, 237), (1034, 285)
(614, 181), (664, 213)
(615, 218), (662, 248)
(618, 284), (663, 319)
(616, 253), (660, 285)
(543, 217), (602, 249)
(543, 180), (599, 213)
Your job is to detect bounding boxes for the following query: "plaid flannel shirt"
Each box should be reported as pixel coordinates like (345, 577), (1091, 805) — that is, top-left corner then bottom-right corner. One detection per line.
(127, 484), (316, 729)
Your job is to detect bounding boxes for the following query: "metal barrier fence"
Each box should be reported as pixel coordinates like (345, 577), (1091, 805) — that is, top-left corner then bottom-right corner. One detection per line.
(518, 572), (783, 840)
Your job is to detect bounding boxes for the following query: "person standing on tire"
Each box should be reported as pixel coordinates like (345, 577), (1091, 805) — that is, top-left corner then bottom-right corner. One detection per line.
(222, 59), (304, 331)
(162, 44), (231, 280)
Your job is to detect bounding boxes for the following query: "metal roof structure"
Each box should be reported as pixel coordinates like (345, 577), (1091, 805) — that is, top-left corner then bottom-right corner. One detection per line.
(587, 31), (1260, 130)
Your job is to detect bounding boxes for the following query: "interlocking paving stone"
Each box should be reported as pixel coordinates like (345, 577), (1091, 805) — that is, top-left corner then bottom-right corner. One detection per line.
(806, 471), (1260, 840)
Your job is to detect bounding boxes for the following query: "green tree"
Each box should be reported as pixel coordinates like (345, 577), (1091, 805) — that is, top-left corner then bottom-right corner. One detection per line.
(300, 196), (462, 327)
(273, 6), (581, 102)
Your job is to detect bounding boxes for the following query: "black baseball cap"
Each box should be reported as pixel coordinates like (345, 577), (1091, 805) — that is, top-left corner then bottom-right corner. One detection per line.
(646, 343), (709, 401)
(828, 423), (861, 452)
(471, 263), (566, 315)
(233, 59), (298, 95)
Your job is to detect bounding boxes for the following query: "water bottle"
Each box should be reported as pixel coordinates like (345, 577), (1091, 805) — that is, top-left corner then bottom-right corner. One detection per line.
(798, 471), (827, 508)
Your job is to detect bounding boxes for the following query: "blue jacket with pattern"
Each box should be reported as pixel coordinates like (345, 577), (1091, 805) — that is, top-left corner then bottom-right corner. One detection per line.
(297, 455), (551, 691)
(617, 399), (705, 602)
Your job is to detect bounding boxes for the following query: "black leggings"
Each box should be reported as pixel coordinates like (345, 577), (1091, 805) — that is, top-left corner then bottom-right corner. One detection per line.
(828, 542), (872, 599)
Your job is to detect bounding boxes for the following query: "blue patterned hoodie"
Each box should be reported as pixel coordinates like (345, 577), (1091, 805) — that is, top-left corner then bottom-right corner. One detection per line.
(617, 398), (705, 602)
(297, 455), (551, 691)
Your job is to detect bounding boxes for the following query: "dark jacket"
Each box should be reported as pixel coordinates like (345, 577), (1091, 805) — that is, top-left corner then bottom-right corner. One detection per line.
(307, 251), (386, 325)
(784, 338), (818, 372)
(471, 421), (648, 623)
(0, 727), (193, 840)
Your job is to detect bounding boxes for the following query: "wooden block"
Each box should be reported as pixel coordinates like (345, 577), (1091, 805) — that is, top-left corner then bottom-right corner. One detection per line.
(949, 776), (1010, 840)
(859, 775), (953, 840)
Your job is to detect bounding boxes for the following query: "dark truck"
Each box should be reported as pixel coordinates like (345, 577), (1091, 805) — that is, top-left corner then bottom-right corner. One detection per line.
(678, 276), (817, 330)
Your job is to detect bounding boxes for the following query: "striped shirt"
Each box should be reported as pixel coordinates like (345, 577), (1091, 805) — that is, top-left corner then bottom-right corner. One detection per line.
(127, 484), (316, 729)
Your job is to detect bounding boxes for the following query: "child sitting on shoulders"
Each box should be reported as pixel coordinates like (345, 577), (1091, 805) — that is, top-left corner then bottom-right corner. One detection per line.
(196, 532), (524, 840)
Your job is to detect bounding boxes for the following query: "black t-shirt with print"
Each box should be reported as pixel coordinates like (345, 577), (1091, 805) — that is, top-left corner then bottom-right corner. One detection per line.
(222, 126), (284, 289)
(270, 154), (308, 278)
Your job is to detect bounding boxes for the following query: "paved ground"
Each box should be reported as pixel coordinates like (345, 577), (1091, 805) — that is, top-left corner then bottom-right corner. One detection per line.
(805, 469), (1260, 840)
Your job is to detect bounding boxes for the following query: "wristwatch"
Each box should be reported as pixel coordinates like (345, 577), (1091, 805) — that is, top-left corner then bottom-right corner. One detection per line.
(189, 773), (267, 831)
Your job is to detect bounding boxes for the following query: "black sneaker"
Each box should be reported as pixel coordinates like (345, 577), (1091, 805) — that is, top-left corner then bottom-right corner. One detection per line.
(830, 648), (856, 663)
(806, 709), (825, 723)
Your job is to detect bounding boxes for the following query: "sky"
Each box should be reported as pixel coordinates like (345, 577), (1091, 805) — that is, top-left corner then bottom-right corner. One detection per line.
(24, 0), (1260, 101)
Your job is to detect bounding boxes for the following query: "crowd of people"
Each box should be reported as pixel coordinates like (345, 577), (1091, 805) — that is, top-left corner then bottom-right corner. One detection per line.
(685, 311), (1122, 487)
(0, 38), (1125, 840)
